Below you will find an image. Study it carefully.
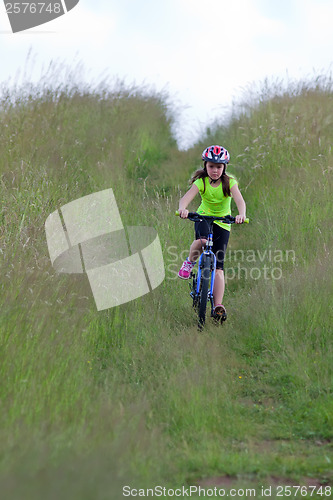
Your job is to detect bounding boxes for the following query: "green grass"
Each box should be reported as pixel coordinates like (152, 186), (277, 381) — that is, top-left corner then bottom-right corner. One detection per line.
(0, 68), (332, 499)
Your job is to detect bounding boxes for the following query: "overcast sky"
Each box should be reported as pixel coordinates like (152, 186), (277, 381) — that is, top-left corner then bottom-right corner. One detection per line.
(0, 0), (332, 148)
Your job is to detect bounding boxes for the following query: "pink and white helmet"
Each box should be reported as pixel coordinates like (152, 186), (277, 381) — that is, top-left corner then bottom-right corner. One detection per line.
(202, 145), (230, 164)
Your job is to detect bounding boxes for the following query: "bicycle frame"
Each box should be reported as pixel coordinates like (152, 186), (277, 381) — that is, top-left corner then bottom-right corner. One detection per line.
(176, 210), (249, 327)
(195, 232), (217, 312)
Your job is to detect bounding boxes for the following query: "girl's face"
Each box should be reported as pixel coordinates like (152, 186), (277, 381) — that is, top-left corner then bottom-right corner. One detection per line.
(206, 161), (224, 180)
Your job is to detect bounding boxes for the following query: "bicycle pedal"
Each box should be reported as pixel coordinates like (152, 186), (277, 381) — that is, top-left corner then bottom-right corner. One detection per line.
(211, 312), (227, 324)
(211, 316), (220, 326)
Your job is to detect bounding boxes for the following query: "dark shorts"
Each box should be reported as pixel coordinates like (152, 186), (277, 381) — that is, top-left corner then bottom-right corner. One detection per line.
(195, 220), (230, 270)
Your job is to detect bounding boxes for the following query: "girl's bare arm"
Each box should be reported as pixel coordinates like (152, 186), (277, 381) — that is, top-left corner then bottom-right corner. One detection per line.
(230, 184), (246, 223)
(178, 184), (199, 218)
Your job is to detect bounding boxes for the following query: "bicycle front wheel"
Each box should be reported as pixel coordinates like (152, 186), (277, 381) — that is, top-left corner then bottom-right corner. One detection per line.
(198, 254), (211, 327)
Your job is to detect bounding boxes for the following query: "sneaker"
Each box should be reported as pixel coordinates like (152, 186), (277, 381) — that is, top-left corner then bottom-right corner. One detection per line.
(214, 304), (227, 321)
(178, 259), (195, 279)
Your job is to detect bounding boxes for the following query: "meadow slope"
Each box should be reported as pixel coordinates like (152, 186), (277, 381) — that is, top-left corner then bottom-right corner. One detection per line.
(0, 74), (332, 499)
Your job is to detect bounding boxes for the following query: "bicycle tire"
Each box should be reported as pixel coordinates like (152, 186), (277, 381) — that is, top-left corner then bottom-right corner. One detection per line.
(190, 273), (198, 309)
(198, 254), (211, 327)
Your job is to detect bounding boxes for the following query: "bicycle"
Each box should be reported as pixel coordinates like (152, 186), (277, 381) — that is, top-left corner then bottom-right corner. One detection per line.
(175, 211), (249, 329)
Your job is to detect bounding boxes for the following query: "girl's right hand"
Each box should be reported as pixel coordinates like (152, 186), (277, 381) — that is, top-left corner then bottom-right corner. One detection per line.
(178, 209), (189, 218)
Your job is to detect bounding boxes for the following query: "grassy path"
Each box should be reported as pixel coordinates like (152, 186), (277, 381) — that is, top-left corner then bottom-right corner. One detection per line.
(0, 74), (332, 498)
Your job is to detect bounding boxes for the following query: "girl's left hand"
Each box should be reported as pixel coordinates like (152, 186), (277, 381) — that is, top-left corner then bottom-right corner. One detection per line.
(235, 214), (246, 224)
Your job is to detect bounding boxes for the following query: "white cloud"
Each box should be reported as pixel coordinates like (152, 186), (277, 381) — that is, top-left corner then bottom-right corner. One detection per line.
(0, 0), (332, 148)
(0, 2), (118, 87)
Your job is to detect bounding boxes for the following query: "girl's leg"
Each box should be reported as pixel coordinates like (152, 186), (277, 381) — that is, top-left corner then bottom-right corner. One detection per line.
(189, 219), (209, 262)
(189, 238), (207, 262)
(179, 238), (207, 279)
(213, 269), (225, 305)
(212, 226), (229, 308)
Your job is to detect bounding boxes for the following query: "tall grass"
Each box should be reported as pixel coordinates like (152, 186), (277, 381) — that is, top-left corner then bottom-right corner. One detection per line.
(0, 68), (332, 498)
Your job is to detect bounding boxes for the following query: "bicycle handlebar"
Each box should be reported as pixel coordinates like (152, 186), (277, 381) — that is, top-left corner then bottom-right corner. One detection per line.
(175, 211), (249, 224)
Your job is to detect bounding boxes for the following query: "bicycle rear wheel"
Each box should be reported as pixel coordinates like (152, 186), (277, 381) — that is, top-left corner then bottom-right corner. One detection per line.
(198, 254), (211, 328)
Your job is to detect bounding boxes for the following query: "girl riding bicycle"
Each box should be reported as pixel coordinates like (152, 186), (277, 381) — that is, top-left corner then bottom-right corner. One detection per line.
(178, 145), (246, 320)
